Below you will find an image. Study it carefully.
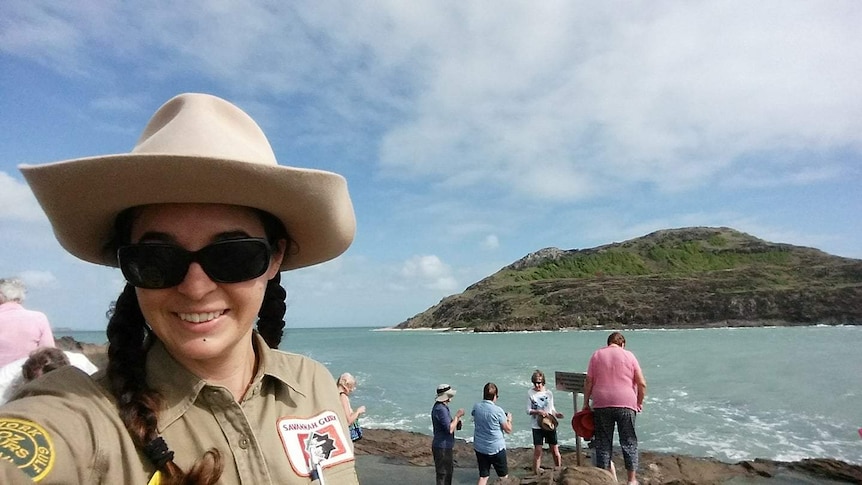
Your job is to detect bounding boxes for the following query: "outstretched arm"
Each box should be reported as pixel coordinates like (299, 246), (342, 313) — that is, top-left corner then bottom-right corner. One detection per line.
(340, 393), (364, 425)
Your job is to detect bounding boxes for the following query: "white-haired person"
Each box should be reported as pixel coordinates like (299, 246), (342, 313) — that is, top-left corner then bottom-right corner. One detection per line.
(0, 278), (55, 367)
(0, 94), (359, 484)
(337, 372), (366, 441)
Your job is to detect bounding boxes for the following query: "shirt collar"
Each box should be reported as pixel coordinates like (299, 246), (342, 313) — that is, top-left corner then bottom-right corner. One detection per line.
(149, 332), (308, 431)
(0, 302), (23, 313)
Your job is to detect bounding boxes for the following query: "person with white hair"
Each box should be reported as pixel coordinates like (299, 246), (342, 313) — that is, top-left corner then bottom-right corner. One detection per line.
(337, 372), (366, 441)
(0, 278), (55, 367)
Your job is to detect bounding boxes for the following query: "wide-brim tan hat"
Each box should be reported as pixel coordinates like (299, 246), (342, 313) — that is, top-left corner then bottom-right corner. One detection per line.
(540, 414), (559, 432)
(19, 93), (355, 271)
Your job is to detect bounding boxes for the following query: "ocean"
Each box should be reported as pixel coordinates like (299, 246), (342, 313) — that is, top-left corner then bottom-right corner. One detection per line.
(58, 325), (862, 467)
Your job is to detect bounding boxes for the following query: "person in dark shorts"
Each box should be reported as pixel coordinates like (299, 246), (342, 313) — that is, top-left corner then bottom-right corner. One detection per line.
(471, 382), (512, 484)
(526, 369), (564, 474)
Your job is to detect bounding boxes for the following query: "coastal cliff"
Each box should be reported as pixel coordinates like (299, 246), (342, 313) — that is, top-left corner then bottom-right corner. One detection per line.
(395, 227), (862, 331)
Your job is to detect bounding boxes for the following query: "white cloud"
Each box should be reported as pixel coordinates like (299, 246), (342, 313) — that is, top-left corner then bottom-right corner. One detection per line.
(400, 255), (459, 292)
(0, 171), (44, 221)
(482, 234), (500, 250)
(375, 2), (862, 198)
(5, 3), (860, 204)
(722, 164), (846, 189)
(17, 270), (57, 289)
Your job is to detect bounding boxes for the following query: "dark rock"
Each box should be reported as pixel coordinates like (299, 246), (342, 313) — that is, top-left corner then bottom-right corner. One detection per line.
(789, 458), (862, 483)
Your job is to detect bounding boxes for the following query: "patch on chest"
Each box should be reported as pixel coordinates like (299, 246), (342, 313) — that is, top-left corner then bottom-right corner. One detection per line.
(277, 410), (354, 477)
(0, 418), (55, 481)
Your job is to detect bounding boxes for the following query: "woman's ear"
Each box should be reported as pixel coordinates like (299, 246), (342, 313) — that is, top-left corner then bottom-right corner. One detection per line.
(267, 239), (287, 277)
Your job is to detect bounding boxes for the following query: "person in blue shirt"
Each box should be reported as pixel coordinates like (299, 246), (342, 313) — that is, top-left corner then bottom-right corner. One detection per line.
(431, 384), (465, 485)
(471, 382), (513, 485)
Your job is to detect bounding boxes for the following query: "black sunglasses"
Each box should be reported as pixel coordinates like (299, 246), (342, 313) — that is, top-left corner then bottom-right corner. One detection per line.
(118, 238), (272, 289)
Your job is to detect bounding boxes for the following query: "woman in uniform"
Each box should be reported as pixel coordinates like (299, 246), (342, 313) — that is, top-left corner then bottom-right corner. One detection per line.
(0, 93), (359, 484)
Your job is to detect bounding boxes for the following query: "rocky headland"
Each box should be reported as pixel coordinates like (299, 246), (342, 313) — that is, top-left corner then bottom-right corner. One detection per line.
(395, 227), (862, 331)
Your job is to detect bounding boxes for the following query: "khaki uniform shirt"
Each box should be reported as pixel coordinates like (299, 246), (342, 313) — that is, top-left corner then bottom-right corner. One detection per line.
(0, 334), (359, 484)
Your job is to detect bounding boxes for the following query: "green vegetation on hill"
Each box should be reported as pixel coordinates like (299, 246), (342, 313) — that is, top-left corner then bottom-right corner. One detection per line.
(395, 227), (862, 331)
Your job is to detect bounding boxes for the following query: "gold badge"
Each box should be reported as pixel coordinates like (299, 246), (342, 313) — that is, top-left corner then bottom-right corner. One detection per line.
(0, 418), (55, 481)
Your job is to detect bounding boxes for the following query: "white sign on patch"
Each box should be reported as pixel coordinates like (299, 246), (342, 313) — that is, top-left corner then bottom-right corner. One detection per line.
(277, 410), (354, 476)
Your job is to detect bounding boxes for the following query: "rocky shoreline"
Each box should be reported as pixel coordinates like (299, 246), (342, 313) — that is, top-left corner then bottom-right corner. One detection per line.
(354, 428), (862, 484)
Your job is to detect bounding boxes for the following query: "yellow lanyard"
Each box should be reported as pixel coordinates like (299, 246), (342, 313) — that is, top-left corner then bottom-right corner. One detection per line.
(146, 470), (163, 485)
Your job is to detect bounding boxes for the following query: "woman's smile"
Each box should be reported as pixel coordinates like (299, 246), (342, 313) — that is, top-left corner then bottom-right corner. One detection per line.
(176, 310), (226, 324)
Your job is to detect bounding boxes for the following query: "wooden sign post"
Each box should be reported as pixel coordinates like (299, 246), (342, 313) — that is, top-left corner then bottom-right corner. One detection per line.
(554, 371), (587, 466)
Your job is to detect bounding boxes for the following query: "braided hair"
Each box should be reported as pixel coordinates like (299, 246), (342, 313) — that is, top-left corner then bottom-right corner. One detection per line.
(104, 207), (289, 484)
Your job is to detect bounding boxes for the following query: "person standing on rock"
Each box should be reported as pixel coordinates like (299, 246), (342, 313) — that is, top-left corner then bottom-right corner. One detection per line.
(337, 372), (366, 441)
(471, 382), (512, 484)
(431, 383), (465, 485)
(527, 369), (564, 474)
(583, 331), (647, 485)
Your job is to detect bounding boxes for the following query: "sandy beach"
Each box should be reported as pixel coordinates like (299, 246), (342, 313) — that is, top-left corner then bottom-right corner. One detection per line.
(352, 429), (862, 484)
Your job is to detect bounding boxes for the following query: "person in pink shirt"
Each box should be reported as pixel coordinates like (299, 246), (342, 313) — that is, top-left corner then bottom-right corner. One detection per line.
(0, 278), (55, 367)
(583, 332), (647, 485)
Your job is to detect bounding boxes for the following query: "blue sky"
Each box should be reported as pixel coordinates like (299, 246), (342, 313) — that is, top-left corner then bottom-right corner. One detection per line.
(1, 2), (860, 330)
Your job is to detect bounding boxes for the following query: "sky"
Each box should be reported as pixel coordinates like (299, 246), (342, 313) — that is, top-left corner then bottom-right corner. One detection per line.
(1, 1), (860, 330)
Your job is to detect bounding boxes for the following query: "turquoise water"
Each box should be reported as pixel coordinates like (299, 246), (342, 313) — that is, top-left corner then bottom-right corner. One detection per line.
(58, 325), (862, 466)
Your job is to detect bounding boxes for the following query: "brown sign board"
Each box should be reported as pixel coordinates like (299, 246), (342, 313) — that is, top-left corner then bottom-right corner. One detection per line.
(555, 371), (586, 393)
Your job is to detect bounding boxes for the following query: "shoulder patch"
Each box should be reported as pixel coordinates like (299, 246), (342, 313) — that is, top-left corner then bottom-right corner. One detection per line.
(0, 418), (55, 481)
(277, 410), (354, 477)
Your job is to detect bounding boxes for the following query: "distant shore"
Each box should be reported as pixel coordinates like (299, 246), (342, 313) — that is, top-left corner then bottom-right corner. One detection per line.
(354, 428), (862, 484)
(382, 320), (859, 332)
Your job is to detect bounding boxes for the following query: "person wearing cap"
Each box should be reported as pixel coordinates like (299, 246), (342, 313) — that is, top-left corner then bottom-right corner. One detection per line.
(582, 332), (647, 485)
(431, 384), (465, 485)
(526, 369), (564, 474)
(0, 94), (359, 484)
(471, 382), (512, 485)
(0, 278), (56, 367)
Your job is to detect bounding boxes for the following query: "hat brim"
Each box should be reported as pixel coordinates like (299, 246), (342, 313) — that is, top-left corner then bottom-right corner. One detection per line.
(435, 390), (456, 402)
(572, 410), (595, 438)
(540, 415), (559, 431)
(20, 153), (355, 271)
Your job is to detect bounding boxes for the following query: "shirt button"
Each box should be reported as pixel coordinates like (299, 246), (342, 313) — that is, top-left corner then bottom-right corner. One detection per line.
(239, 437), (249, 449)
